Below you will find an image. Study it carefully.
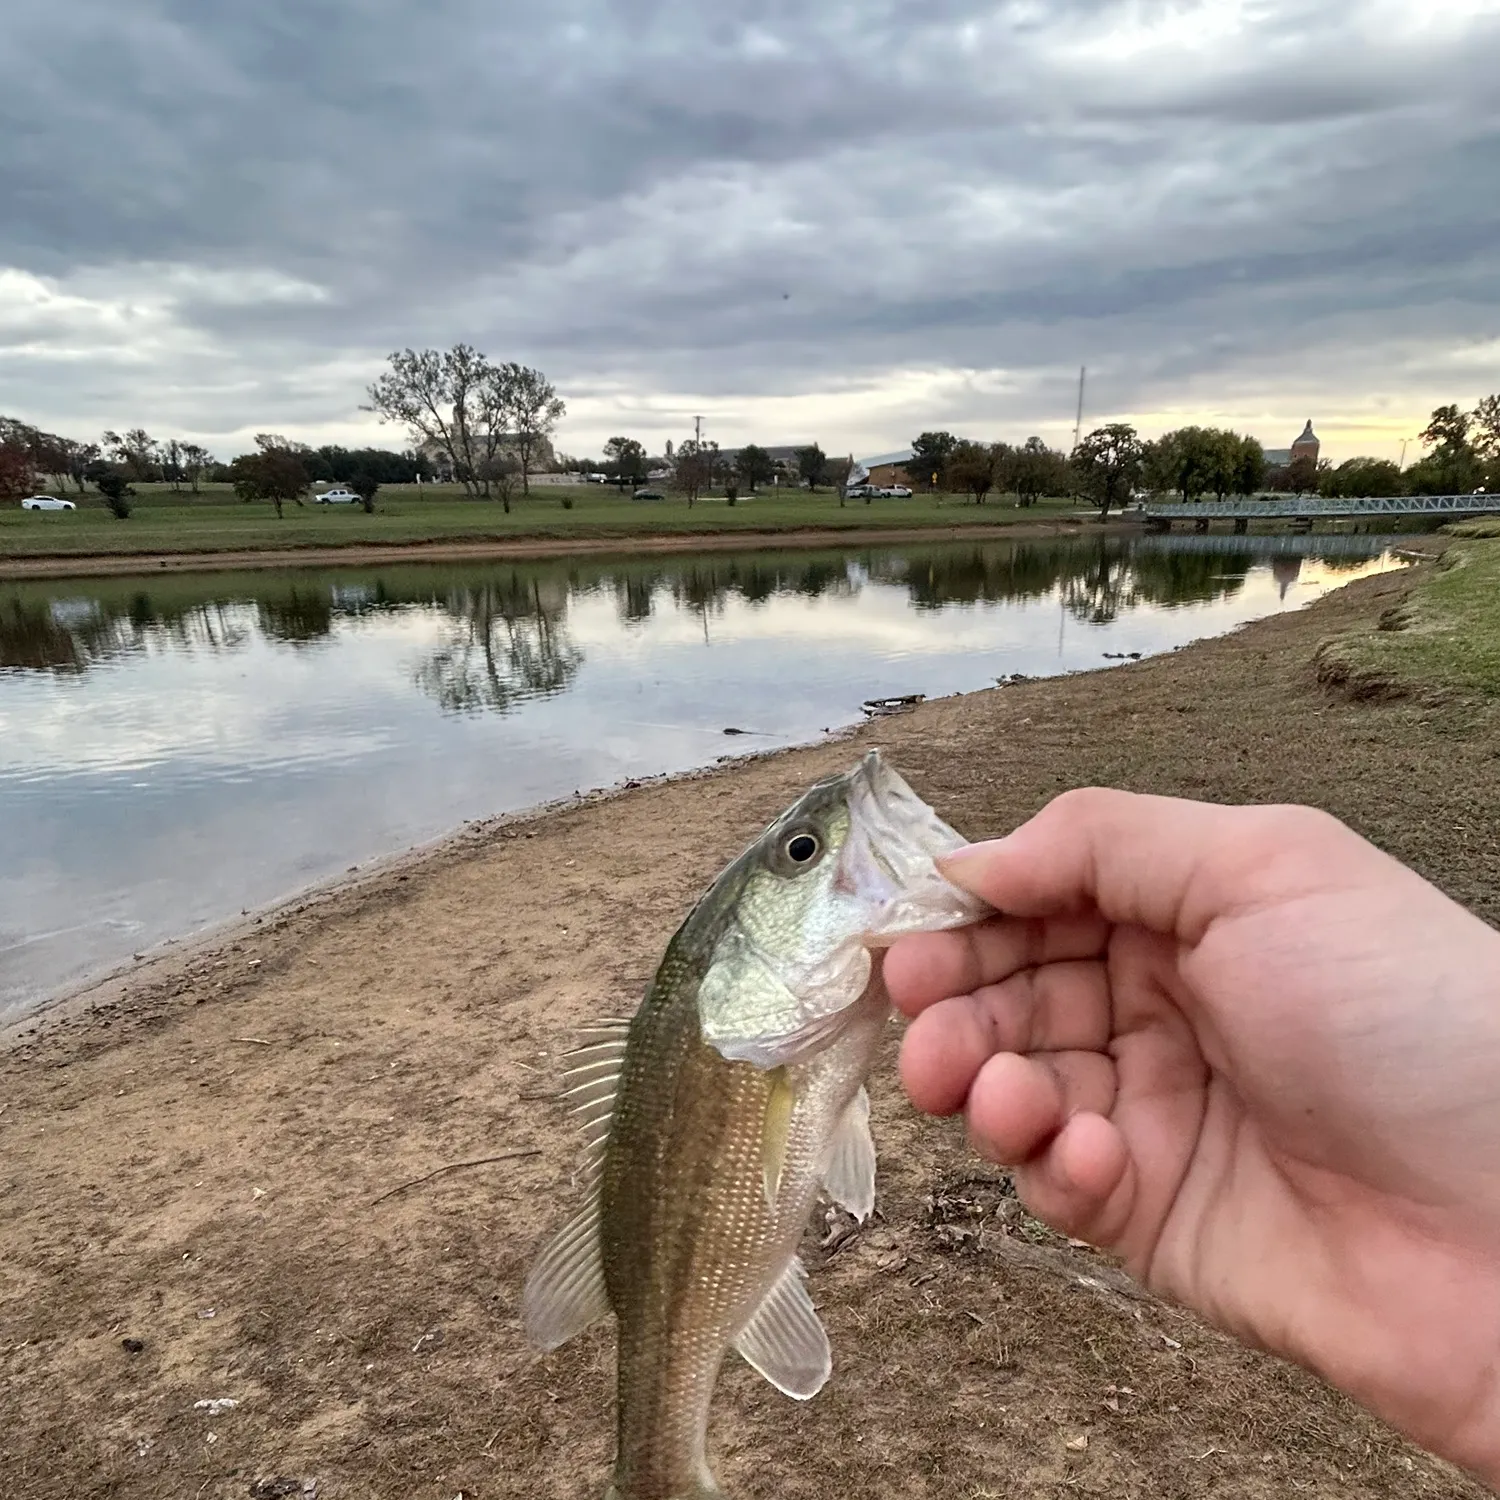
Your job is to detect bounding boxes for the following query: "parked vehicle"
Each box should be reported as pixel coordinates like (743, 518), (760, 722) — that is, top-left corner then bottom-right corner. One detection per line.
(316, 488), (361, 504)
(20, 495), (76, 511)
(845, 484), (879, 499)
(880, 485), (913, 498)
(632, 487), (666, 501)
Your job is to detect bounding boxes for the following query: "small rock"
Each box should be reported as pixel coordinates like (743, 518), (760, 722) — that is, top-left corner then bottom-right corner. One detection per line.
(122, 1337), (145, 1354)
(1065, 1434), (1090, 1452)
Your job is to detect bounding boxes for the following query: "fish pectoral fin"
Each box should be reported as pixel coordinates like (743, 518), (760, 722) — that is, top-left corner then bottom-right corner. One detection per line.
(521, 1203), (610, 1351)
(822, 1085), (877, 1221)
(761, 1067), (796, 1210)
(734, 1258), (831, 1400)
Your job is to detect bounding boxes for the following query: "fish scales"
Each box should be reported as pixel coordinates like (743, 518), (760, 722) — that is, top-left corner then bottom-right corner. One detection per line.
(523, 752), (989, 1500)
(605, 966), (884, 1498)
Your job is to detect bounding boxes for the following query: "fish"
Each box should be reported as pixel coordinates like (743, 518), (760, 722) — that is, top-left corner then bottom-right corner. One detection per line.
(522, 750), (990, 1500)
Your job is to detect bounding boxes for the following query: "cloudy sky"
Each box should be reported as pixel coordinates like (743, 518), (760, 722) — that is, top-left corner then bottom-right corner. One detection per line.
(3, 0), (1498, 464)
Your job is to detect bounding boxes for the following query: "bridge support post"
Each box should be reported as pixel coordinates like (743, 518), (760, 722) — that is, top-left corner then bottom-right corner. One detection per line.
(1233, 517), (1248, 534)
(1195, 517), (1209, 533)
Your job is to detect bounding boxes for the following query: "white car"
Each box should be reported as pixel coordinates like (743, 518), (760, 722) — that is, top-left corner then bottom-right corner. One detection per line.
(880, 485), (913, 498)
(21, 495), (76, 511)
(316, 487), (361, 504)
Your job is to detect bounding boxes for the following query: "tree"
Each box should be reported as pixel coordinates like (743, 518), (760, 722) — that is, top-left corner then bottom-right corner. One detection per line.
(162, 438), (185, 491)
(59, 439), (100, 493)
(1472, 394), (1500, 458)
(909, 431), (958, 491)
(1321, 457), (1403, 499)
(494, 362), (565, 495)
(179, 443), (214, 493)
(1234, 435), (1267, 497)
(947, 440), (996, 504)
(1287, 452), (1319, 496)
(1408, 403), (1482, 494)
(671, 440), (711, 506)
(1421, 404), (1471, 452)
(735, 443), (775, 492)
(229, 435), (310, 518)
(103, 428), (161, 481)
(1001, 436), (1071, 507)
(604, 436), (647, 491)
(96, 470), (133, 518)
(0, 438), (36, 501)
(1071, 423), (1144, 518)
(347, 469), (382, 514)
(367, 345), (507, 497)
(827, 456), (853, 506)
(480, 454), (521, 513)
(796, 443), (827, 490)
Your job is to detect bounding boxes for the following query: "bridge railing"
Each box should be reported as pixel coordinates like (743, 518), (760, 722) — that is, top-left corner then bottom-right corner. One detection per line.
(1140, 494), (1498, 520)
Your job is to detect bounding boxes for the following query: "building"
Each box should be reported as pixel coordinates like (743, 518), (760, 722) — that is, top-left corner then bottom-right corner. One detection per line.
(417, 434), (556, 481)
(851, 448), (915, 487)
(1263, 420), (1319, 468)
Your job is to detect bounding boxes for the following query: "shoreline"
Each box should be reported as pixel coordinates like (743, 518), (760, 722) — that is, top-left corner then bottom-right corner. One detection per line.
(0, 517), (1120, 580)
(3, 560), (1495, 1499)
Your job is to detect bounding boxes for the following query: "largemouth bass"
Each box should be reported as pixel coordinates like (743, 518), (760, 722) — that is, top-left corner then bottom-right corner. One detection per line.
(523, 751), (988, 1499)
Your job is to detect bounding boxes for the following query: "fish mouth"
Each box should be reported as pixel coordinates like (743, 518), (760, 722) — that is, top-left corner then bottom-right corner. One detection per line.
(838, 751), (991, 943)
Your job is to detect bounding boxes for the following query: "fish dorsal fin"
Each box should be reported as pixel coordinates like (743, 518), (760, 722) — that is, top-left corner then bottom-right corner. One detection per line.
(822, 1086), (876, 1221)
(734, 1259), (831, 1400)
(520, 1016), (632, 1350)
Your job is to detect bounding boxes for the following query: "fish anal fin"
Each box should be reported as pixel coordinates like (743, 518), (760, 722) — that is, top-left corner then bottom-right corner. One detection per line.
(822, 1085), (876, 1221)
(734, 1258), (831, 1400)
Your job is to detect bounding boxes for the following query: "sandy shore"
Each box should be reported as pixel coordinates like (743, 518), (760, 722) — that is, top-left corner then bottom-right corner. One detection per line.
(2, 563), (1493, 1500)
(0, 517), (1114, 581)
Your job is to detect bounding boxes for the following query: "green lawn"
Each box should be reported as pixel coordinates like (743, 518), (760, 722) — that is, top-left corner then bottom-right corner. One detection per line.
(1317, 539), (1500, 699)
(0, 484), (1086, 560)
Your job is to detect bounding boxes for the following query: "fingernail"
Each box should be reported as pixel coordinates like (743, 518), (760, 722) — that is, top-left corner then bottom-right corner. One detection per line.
(936, 838), (1006, 891)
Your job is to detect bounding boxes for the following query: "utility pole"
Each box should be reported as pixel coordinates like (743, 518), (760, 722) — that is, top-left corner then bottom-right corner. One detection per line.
(1072, 366), (1087, 453)
(1399, 437), (1409, 471)
(694, 414), (703, 451)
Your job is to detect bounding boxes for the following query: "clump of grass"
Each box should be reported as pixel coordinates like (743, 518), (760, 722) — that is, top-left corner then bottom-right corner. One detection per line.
(1446, 517), (1500, 539)
(1316, 540), (1500, 699)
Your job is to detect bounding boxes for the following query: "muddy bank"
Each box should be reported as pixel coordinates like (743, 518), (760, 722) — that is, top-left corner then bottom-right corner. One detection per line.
(1, 564), (1493, 1500)
(0, 517), (1118, 581)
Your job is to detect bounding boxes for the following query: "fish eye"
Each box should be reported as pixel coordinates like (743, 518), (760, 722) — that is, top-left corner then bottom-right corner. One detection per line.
(784, 833), (820, 865)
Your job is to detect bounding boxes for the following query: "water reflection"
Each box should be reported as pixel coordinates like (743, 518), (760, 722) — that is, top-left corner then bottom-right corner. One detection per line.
(0, 536), (1389, 689)
(0, 533), (1406, 1020)
(414, 574), (583, 714)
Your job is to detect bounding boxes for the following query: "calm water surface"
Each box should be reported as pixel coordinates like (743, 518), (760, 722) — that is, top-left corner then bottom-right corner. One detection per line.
(0, 533), (1404, 1019)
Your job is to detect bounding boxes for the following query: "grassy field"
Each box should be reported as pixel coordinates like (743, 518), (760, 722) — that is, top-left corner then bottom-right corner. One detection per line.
(0, 482), (1085, 559)
(1317, 538), (1500, 699)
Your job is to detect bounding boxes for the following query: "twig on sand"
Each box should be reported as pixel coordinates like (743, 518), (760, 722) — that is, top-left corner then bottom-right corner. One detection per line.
(371, 1149), (542, 1206)
(231, 1037), (274, 1046)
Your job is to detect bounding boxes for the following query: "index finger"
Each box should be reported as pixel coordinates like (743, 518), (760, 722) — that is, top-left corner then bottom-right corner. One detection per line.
(936, 788), (1339, 944)
(885, 911), (1108, 1017)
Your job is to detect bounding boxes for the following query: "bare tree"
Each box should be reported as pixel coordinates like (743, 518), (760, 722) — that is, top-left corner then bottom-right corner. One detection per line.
(179, 443), (214, 493)
(495, 363), (566, 495)
(366, 345), (497, 497)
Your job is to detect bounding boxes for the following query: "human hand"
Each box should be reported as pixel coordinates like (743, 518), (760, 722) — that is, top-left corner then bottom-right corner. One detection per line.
(886, 789), (1500, 1484)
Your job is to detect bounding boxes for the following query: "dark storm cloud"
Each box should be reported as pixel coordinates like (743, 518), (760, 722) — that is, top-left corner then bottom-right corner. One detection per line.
(1, 0), (1498, 451)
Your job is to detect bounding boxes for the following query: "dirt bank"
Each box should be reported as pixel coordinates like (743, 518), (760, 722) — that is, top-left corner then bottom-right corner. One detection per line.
(2, 565), (1494, 1499)
(0, 518), (1114, 581)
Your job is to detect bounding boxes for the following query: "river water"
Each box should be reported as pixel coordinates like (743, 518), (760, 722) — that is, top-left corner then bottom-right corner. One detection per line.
(0, 532), (1405, 1020)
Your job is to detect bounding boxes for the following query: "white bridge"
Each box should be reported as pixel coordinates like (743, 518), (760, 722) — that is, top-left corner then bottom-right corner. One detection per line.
(1142, 493), (1498, 528)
